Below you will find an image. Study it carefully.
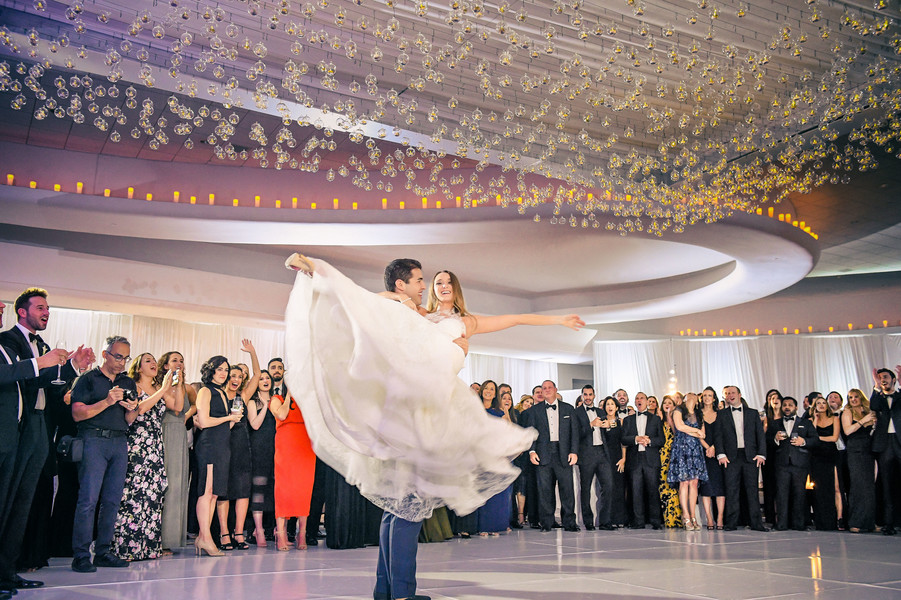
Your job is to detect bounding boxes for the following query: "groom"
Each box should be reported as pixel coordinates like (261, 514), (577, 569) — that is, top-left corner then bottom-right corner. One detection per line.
(375, 259), (469, 600)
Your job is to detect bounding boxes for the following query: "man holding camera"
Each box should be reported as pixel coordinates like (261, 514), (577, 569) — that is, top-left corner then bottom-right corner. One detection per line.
(70, 335), (139, 573)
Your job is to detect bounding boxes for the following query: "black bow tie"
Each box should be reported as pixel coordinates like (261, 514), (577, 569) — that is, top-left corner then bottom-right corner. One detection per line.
(784, 416), (795, 421)
(732, 407), (742, 412)
(29, 332), (43, 344)
(546, 404), (557, 411)
(636, 411), (647, 416)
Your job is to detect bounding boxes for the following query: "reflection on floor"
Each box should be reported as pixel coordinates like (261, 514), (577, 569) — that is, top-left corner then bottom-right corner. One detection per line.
(21, 528), (901, 599)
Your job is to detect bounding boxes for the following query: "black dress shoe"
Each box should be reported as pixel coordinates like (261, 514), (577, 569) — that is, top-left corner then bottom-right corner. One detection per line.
(511, 522), (523, 529)
(540, 526), (553, 532)
(584, 525), (596, 531)
(564, 525), (581, 532)
(72, 557), (97, 573)
(627, 524), (645, 529)
(883, 527), (896, 536)
(0, 582), (14, 596)
(93, 553), (129, 568)
(529, 523), (541, 529)
(598, 524), (615, 531)
(306, 537), (319, 547)
(0, 591), (11, 600)
(552, 522), (562, 528)
(651, 524), (662, 530)
(723, 526), (737, 531)
(12, 576), (42, 589)
(750, 525), (769, 532)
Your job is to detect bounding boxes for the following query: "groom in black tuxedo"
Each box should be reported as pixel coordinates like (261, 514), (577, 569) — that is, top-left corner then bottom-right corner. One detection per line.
(0, 289), (93, 594)
(715, 385), (767, 531)
(526, 379), (580, 531)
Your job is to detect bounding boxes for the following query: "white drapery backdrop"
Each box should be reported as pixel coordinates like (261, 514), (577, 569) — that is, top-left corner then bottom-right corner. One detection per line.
(31, 306), (555, 396)
(594, 334), (901, 408)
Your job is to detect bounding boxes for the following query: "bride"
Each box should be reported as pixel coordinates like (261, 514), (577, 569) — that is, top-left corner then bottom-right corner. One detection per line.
(283, 254), (583, 521)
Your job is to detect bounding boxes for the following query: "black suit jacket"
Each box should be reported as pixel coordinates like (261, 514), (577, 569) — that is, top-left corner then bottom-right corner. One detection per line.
(0, 347), (39, 453)
(766, 416), (818, 469)
(525, 401), (578, 465)
(620, 412), (664, 468)
(574, 405), (610, 457)
(715, 405), (766, 462)
(870, 389), (901, 453)
(0, 326), (76, 414)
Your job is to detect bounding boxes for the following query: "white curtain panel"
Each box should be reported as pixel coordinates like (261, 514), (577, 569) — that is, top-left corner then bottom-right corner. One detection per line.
(39, 307), (286, 384)
(461, 353), (558, 400)
(595, 334), (901, 409)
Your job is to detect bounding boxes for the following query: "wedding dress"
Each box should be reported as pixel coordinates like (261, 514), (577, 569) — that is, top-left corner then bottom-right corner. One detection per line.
(284, 259), (536, 521)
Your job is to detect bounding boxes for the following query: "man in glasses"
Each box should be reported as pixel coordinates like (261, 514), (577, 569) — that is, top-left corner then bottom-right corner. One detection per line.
(0, 288), (93, 595)
(70, 335), (139, 573)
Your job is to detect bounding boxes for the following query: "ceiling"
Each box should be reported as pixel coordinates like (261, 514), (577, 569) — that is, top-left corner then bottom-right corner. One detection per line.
(1, 0), (900, 362)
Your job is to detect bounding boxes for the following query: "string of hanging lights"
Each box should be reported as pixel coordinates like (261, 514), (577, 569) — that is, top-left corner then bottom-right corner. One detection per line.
(0, 0), (899, 234)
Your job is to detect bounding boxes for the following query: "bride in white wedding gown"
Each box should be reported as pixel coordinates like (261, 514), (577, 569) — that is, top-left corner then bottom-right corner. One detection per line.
(283, 255), (584, 521)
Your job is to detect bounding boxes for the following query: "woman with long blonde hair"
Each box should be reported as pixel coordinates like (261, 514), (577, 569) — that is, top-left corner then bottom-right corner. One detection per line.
(842, 388), (876, 532)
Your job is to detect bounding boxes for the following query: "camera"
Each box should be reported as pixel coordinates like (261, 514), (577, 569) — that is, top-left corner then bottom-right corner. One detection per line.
(122, 389), (136, 402)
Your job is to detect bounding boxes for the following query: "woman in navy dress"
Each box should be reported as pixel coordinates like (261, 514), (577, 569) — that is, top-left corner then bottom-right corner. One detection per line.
(668, 393), (709, 531)
(841, 388), (877, 532)
(698, 387), (725, 529)
(477, 381), (514, 535)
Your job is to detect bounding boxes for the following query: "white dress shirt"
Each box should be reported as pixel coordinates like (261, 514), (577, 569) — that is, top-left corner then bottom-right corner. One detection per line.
(16, 323), (44, 410)
(547, 401), (560, 442)
(584, 405), (603, 446)
(636, 411), (647, 452)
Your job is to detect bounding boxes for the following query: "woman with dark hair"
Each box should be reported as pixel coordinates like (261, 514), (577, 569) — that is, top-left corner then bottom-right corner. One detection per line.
(112, 353), (174, 560)
(761, 388), (783, 526)
(601, 396), (627, 528)
(247, 369), (276, 547)
(479, 380), (498, 411)
(842, 388), (877, 532)
(810, 396), (840, 530)
(157, 351), (193, 552)
(668, 393), (708, 531)
(272, 388), (316, 551)
(194, 356), (242, 556)
(647, 396), (660, 418)
(216, 340), (260, 551)
(699, 387), (725, 529)
(659, 396), (683, 528)
(477, 384), (515, 536)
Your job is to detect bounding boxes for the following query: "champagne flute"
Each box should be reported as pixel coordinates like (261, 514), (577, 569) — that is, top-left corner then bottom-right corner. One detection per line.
(51, 340), (66, 385)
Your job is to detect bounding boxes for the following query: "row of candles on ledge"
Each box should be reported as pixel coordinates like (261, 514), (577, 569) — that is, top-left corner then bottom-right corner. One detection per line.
(680, 321), (897, 337)
(3, 174), (817, 238)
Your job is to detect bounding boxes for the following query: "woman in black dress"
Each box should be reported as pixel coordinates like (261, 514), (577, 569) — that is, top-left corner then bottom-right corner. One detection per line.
(601, 396), (627, 528)
(247, 369), (276, 547)
(217, 340), (260, 550)
(699, 387), (725, 530)
(841, 388), (877, 532)
(762, 389), (783, 527)
(810, 396), (840, 530)
(194, 356), (242, 556)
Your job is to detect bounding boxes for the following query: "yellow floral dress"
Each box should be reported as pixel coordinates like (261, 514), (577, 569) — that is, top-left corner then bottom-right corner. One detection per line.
(658, 425), (683, 528)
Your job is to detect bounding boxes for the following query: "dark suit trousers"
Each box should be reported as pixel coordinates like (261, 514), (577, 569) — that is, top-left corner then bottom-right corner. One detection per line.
(629, 452), (661, 527)
(537, 444), (576, 528)
(0, 411), (48, 579)
(775, 465), (807, 530)
(374, 512), (421, 600)
(724, 453), (763, 529)
(578, 446), (613, 527)
(876, 435), (901, 528)
(72, 434), (128, 560)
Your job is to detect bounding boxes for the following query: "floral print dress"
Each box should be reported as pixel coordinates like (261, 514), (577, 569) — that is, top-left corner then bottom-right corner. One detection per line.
(658, 425), (683, 528)
(112, 392), (169, 560)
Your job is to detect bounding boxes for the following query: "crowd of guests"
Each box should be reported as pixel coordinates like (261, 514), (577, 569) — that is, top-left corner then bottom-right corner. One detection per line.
(0, 285), (899, 595)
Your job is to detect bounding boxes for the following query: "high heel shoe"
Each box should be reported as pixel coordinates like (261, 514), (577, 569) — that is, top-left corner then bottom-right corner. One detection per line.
(254, 528), (267, 548)
(233, 533), (250, 550)
(194, 538), (224, 557)
(276, 530), (290, 552)
(219, 533), (235, 551)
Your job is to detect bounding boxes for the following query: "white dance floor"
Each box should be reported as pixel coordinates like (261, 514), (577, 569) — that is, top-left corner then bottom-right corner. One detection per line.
(19, 527), (901, 599)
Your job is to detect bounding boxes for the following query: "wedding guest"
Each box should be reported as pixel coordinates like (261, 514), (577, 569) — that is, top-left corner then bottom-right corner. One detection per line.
(810, 396), (841, 530)
(477, 384), (513, 536)
(601, 396), (627, 527)
(699, 387), (725, 530)
(247, 370), (276, 547)
(272, 390), (316, 550)
(647, 395), (660, 418)
(112, 353), (174, 560)
(842, 388), (877, 533)
(158, 351), (192, 552)
(658, 396), (682, 528)
(762, 389), (783, 526)
(826, 390), (848, 529)
(669, 393), (708, 530)
(622, 392), (664, 529)
(767, 397), (817, 531)
(511, 394), (533, 528)
(870, 366), (901, 535)
(193, 356), (242, 557)
(70, 336), (139, 572)
(574, 385), (615, 530)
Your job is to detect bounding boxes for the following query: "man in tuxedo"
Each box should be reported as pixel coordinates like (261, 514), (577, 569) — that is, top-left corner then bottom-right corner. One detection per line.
(870, 366), (901, 535)
(520, 384), (544, 528)
(715, 385), (768, 531)
(766, 397), (818, 531)
(527, 379), (579, 531)
(574, 384), (614, 530)
(614, 388), (631, 420)
(0, 289), (92, 594)
(621, 392), (664, 529)
(268, 358), (287, 398)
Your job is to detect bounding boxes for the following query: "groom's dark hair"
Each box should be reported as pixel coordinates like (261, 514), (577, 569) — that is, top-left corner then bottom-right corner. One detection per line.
(384, 259), (422, 292)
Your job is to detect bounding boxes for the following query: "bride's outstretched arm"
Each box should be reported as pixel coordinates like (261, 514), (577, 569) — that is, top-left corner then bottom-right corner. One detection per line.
(462, 313), (585, 337)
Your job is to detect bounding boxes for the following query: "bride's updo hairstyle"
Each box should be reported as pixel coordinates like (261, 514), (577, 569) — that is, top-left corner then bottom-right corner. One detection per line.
(426, 270), (470, 316)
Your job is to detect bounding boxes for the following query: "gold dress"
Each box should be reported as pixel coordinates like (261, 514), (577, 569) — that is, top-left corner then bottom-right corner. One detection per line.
(658, 425), (683, 528)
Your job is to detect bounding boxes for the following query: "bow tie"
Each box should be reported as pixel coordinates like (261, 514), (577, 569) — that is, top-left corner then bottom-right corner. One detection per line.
(546, 404), (557, 411)
(784, 416), (795, 421)
(29, 332), (43, 344)
(636, 411), (647, 416)
(731, 407), (742, 412)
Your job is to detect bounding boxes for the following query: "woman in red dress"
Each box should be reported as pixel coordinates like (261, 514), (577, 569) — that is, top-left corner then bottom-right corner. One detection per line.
(271, 391), (316, 550)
